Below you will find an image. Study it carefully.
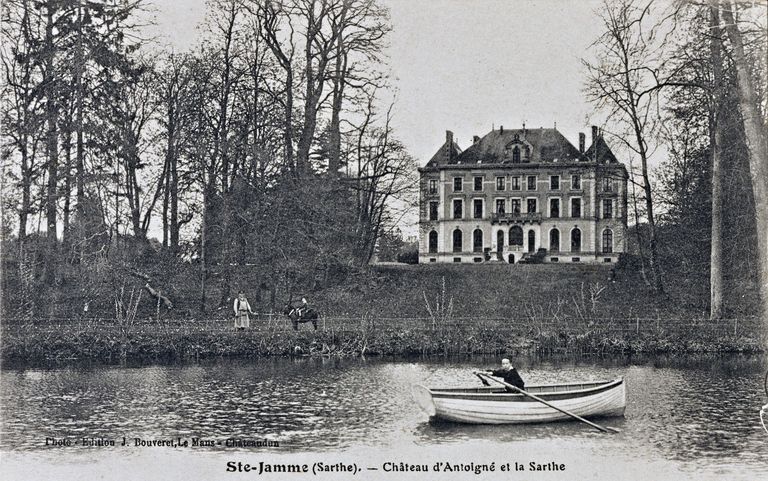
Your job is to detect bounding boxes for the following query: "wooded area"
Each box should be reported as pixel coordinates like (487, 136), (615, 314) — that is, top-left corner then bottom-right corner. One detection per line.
(1, 0), (416, 316)
(583, 0), (767, 326)
(1, 0), (766, 328)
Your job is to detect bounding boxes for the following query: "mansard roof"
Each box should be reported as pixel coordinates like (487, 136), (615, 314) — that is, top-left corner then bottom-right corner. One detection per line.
(450, 128), (582, 164)
(423, 127), (620, 168)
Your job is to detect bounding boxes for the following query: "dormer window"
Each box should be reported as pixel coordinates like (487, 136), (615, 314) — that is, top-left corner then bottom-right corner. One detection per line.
(512, 146), (521, 163)
(524, 146), (531, 162)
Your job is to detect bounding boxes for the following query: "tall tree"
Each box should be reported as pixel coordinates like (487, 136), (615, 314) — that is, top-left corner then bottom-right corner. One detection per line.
(584, 0), (688, 294)
(708, 1), (724, 320)
(720, 2), (768, 324)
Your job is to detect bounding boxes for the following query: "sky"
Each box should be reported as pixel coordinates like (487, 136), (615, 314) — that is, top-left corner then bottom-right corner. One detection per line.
(144, 0), (610, 165)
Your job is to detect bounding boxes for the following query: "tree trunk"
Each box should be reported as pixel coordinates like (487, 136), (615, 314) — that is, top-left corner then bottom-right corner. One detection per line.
(170, 145), (179, 252)
(62, 121), (73, 245)
(284, 69), (294, 171)
(328, 35), (347, 177)
(721, 3), (768, 322)
(709, 1), (724, 320)
(44, 4), (59, 283)
(75, 1), (85, 214)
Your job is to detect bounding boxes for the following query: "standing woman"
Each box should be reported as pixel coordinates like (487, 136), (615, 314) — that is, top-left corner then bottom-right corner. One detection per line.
(233, 291), (254, 330)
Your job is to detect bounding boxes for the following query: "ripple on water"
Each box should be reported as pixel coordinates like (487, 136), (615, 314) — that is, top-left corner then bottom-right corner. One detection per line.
(1, 355), (767, 479)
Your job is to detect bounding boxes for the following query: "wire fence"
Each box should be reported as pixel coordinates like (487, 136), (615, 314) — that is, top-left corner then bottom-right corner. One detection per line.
(1, 314), (762, 337)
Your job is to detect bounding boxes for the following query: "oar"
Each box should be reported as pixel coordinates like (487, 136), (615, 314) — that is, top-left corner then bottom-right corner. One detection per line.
(475, 371), (491, 386)
(474, 371), (620, 434)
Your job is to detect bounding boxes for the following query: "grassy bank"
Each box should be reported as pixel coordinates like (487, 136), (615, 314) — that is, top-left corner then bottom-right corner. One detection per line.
(3, 260), (764, 364)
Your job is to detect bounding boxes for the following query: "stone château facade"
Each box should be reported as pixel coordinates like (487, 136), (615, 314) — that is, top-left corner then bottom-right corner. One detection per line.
(418, 125), (628, 264)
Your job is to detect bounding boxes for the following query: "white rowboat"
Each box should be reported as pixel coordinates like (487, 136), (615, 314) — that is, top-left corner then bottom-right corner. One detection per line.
(412, 378), (626, 424)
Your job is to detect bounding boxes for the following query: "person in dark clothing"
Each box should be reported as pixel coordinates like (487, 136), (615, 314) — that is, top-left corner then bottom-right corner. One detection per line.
(484, 358), (525, 391)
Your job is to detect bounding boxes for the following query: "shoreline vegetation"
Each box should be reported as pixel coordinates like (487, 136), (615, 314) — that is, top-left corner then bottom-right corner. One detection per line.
(2, 262), (764, 365)
(1, 316), (763, 366)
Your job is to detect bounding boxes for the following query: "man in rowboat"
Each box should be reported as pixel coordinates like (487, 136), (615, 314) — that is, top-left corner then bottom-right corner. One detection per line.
(484, 358), (525, 392)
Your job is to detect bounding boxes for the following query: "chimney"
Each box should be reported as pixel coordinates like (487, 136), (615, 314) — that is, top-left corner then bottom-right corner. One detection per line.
(579, 132), (585, 153)
(473, 135), (480, 145)
(591, 126), (598, 161)
(445, 130), (454, 162)
(500, 125), (504, 133)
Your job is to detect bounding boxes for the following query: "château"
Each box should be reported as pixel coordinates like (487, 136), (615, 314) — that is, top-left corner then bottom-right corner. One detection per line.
(418, 125), (628, 264)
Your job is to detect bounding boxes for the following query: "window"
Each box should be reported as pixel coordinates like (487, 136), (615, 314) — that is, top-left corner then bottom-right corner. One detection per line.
(527, 176), (537, 190)
(453, 177), (463, 192)
(550, 228), (560, 252)
(496, 231), (504, 253)
(550, 198), (560, 218)
(429, 201), (438, 221)
(527, 198), (537, 213)
(453, 257), (461, 263)
(510, 199), (521, 214)
(524, 146), (531, 162)
(571, 228), (582, 252)
(453, 199), (463, 219)
(571, 198), (581, 218)
(527, 230), (536, 253)
(496, 177), (505, 191)
(496, 199), (505, 214)
(428, 231), (438, 253)
(512, 146), (521, 163)
(474, 176), (483, 191)
(511, 176), (521, 190)
(603, 177), (614, 192)
(429, 179), (438, 194)
(473, 199), (483, 219)
(571, 174), (581, 189)
(603, 199), (613, 219)
(473, 229), (483, 252)
(452, 229), (463, 252)
(509, 226), (523, 246)
(602, 229), (613, 253)
(550, 175), (560, 190)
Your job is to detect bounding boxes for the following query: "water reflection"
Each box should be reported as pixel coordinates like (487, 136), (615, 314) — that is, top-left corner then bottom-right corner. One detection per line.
(1, 354), (767, 478)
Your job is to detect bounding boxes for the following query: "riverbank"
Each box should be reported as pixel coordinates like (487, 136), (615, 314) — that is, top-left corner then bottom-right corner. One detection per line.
(2, 316), (763, 365)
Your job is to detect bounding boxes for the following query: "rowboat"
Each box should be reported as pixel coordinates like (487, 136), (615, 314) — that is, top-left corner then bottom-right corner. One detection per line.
(412, 378), (626, 424)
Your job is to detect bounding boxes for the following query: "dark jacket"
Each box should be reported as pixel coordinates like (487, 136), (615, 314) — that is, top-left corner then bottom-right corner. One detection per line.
(489, 367), (525, 390)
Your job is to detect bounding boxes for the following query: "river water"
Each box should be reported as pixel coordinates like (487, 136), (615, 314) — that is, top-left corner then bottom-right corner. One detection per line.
(1, 354), (767, 480)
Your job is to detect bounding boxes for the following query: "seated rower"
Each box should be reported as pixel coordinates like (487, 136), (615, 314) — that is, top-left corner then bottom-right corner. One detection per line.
(484, 358), (525, 391)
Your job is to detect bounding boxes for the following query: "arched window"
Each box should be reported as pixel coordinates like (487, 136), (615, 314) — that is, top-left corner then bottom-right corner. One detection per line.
(512, 146), (521, 163)
(473, 229), (483, 252)
(571, 227), (581, 252)
(452, 229), (463, 252)
(550, 228), (560, 252)
(496, 231), (504, 260)
(602, 229), (613, 253)
(527, 230), (536, 252)
(524, 146), (531, 161)
(509, 226), (523, 246)
(429, 231), (438, 253)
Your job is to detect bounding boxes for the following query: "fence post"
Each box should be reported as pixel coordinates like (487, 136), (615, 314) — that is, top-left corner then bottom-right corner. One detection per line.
(636, 318), (639, 334)
(734, 318), (738, 336)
